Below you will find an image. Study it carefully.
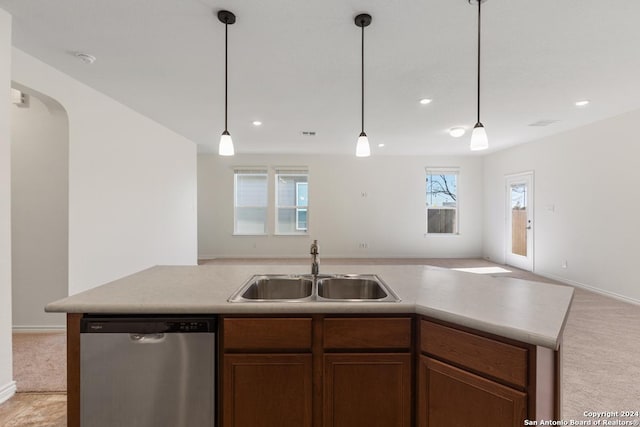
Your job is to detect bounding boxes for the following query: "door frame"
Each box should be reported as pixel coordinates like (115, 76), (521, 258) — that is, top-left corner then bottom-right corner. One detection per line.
(504, 171), (534, 272)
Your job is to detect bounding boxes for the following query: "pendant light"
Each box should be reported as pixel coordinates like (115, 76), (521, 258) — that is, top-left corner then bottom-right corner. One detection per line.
(355, 13), (372, 157)
(470, 0), (489, 151)
(218, 10), (236, 156)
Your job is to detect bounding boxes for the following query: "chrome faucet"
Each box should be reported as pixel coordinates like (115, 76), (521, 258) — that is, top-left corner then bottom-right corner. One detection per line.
(310, 240), (319, 276)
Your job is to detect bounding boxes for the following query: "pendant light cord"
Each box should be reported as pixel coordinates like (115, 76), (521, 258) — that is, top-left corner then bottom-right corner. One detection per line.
(361, 22), (365, 134)
(476, 0), (481, 124)
(224, 21), (228, 132)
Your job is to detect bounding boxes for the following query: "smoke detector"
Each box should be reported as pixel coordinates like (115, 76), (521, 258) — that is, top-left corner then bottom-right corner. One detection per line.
(75, 52), (97, 64)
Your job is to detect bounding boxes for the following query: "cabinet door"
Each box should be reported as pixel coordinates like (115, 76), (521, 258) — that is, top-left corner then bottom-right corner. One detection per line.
(324, 353), (412, 427)
(418, 356), (526, 427)
(223, 353), (312, 427)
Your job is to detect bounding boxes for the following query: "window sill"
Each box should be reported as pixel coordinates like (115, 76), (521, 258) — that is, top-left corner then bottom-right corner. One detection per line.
(233, 233), (268, 237)
(424, 233), (461, 237)
(274, 233), (309, 237)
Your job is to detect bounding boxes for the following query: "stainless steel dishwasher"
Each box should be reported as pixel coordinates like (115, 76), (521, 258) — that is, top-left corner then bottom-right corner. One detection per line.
(80, 316), (216, 427)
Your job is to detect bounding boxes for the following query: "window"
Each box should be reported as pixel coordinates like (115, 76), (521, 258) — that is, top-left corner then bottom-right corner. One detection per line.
(426, 169), (459, 234)
(275, 169), (309, 234)
(234, 169), (268, 234)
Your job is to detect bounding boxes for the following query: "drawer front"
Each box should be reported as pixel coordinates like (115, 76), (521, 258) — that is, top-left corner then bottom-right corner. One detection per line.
(420, 320), (528, 388)
(324, 318), (412, 350)
(223, 318), (312, 351)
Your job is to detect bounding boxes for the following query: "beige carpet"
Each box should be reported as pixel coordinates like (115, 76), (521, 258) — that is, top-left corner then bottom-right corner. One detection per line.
(12, 332), (66, 392)
(562, 287), (640, 422)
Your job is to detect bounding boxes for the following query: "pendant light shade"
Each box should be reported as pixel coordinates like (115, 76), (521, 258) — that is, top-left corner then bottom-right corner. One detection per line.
(470, 0), (489, 151)
(355, 14), (372, 157)
(356, 132), (371, 157)
(470, 123), (488, 151)
(219, 130), (234, 156)
(218, 10), (236, 156)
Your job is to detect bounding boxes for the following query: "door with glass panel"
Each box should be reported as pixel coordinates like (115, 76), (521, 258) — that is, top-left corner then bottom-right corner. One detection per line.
(505, 173), (534, 271)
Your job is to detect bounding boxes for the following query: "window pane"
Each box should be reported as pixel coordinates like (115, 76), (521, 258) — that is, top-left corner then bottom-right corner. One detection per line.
(426, 173), (457, 208)
(277, 175), (308, 207)
(427, 209), (457, 234)
(236, 207), (267, 234)
(234, 170), (267, 234)
(426, 170), (458, 234)
(296, 208), (308, 231)
(511, 183), (527, 256)
(236, 174), (267, 207)
(296, 182), (308, 207)
(277, 208), (298, 233)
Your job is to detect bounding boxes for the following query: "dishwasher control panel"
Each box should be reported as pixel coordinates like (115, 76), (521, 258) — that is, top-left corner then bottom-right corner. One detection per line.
(81, 316), (217, 334)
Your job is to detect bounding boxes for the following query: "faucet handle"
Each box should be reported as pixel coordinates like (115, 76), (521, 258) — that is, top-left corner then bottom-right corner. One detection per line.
(310, 239), (319, 254)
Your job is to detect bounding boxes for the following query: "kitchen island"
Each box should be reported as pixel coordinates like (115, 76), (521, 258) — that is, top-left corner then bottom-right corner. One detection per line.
(47, 263), (574, 427)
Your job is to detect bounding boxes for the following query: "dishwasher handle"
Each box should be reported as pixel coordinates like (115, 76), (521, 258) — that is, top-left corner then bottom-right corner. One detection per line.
(130, 333), (166, 343)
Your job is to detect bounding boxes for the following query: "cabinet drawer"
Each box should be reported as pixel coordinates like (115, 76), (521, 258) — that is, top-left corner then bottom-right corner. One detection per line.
(223, 318), (312, 351)
(420, 320), (528, 388)
(324, 318), (412, 350)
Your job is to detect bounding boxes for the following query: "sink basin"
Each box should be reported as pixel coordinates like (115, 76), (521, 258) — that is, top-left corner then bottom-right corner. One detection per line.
(316, 275), (400, 302)
(228, 274), (400, 303)
(229, 275), (313, 302)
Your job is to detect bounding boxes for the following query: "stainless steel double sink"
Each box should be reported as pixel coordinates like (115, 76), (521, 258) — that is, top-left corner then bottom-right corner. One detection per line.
(228, 274), (401, 303)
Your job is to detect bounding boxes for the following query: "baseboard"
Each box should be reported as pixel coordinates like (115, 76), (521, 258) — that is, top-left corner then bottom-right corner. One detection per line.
(536, 271), (640, 306)
(13, 325), (66, 332)
(0, 381), (17, 404)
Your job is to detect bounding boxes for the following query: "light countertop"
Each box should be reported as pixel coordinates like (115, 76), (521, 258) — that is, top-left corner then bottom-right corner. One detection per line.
(46, 264), (574, 349)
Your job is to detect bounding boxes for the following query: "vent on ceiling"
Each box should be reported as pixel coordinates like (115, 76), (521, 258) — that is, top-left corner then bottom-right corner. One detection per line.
(302, 131), (316, 136)
(528, 120), (559, 127)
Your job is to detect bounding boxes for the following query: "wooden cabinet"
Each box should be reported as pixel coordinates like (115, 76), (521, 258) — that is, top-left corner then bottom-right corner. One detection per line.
(420, 320), (528, 388)
(223, 353), (313, 427)
(221, 317), (313, 427)
(418, 319), (539, 427)
(418, 356), (526, 427)
(322, 317), (413, 427)
(220, 315), (413, 427)
(324, 353), (412, 427)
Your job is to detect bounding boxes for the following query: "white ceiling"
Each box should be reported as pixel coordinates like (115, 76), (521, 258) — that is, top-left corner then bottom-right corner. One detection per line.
(2, 0), (640, 156)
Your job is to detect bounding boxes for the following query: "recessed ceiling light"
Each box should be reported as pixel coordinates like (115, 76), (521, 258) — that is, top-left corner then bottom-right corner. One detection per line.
(419, 98), (432, 105)
(252, 121), (262, 126)
(378, 143), (385, 148)
(74, 52), (96, 64)
(575, 100), (590, 107)
(449, 127), (466, 138)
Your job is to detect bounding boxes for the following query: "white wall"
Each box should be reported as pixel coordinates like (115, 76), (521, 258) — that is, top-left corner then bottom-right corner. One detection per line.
(484, 108), (640, 303)
(199, 154), (484, 258)
(0, 8), (16, 404)
(11, 89), (68, 328)
(12, 49), (198, 295)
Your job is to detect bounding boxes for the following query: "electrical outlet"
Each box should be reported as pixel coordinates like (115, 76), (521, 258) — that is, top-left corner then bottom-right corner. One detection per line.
(358, 242), (369, 249)
(561, 260), (568, 269)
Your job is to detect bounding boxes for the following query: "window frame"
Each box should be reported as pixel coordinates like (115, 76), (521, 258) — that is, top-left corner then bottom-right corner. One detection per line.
(274, 169), (309, 235)
(425, 167), (460, 235)
(233, 168), (269, 236)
